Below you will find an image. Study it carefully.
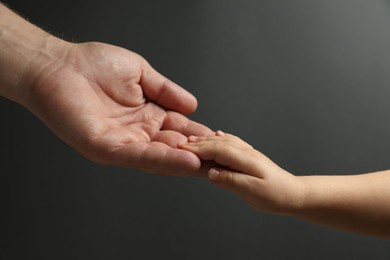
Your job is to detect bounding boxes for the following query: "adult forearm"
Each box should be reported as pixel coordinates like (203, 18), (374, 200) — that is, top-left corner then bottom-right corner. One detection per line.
(0, 3), (70, 107)
(296, 170), (390, 238)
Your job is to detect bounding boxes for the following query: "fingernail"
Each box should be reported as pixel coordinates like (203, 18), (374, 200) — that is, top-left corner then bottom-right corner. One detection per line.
(188, 136), (198, 142)
(208, 168), (220, 180)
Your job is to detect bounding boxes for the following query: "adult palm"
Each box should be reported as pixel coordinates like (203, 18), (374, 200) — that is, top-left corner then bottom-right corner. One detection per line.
(26, 42), (211, 176)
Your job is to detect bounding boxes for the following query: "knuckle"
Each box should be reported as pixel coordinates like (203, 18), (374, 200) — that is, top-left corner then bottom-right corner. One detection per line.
(223, 171), (236, 186)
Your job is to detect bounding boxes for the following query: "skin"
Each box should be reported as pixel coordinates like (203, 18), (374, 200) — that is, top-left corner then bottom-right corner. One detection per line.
(3, 2), (390, 239)
(180, 131), (390, 238)
(0, 3), (211, 176)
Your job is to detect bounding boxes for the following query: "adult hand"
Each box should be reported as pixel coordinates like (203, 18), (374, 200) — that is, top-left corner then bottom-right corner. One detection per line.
(0, 4), (211, 176)
(25, 42), (211, 176)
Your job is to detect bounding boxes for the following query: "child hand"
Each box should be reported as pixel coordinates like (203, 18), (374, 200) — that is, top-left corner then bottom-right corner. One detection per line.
(179, 131), (304, 215)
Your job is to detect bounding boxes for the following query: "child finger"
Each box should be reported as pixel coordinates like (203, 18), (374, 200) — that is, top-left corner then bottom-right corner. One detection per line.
(187, 133), (252, 149)
(180, 140), (259, 174)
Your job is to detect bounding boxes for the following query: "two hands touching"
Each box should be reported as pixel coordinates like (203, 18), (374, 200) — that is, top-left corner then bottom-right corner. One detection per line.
(2, 3), (390, 239)
(0, 3), (303, 226)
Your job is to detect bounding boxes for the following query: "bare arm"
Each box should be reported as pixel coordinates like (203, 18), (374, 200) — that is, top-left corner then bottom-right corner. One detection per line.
(298, 171), (390, 238)
(180, 133), (390, 238)
(0, 2), (70, 104)
(0, 3), (211, 176)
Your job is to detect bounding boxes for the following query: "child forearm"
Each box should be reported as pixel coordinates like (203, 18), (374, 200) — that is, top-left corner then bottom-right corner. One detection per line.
(181, 134), (390, 238)
(296, 170), (390, 238)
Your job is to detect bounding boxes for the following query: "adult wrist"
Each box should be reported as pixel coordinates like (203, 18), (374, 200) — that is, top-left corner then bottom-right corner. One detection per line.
(0, 3), (73, 108)
(20, 36), (73, 109)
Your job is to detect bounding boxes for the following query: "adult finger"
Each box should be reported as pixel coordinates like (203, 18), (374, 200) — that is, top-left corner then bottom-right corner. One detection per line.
(163, 111), (212, 137)
(152, 130), (188, 148)
(107, 141), (204, 176)
(140, 61), (197, 115)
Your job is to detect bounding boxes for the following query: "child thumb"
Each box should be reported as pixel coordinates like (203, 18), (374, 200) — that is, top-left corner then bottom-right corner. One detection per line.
(208, 168), (255, 196)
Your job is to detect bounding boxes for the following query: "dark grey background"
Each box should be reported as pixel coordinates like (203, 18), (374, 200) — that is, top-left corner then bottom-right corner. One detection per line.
(1, 0), (390, 259)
